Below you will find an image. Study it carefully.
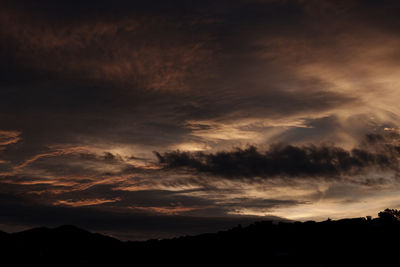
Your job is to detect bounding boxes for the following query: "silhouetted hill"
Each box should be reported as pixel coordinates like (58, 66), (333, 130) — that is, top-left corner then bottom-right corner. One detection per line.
(0, 225), (123, 266)
(2, 209), (400, 266)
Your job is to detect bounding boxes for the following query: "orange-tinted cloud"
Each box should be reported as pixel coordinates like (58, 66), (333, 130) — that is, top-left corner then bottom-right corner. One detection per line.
(0, 6), (213, 92)
(13, 146), (97, 170)
(0, 130), (21, 149)
(129, 205), (211, 216)
(54, 197), (121, 207)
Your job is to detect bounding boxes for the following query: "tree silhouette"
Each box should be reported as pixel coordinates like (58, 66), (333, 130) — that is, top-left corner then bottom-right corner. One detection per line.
(378, 208), (400, 221)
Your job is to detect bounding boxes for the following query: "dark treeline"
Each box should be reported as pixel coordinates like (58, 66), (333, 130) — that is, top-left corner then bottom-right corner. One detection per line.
(2, 209), (400, 266)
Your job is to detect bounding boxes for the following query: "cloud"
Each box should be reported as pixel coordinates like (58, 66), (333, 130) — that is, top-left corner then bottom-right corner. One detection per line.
(0, 130), (21, 149)
(0, 3), (213, 93)
(0, 189), (286, 240)
(54, 198), (121, 207)
(128, 205), (211, 216)
(156, 134), (400, 179)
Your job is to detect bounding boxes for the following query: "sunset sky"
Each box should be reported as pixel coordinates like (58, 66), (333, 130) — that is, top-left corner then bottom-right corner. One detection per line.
(1, 0), (400, 240)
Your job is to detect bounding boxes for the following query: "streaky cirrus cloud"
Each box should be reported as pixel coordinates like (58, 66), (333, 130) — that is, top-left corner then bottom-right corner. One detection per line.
(0, 130), (21, 149)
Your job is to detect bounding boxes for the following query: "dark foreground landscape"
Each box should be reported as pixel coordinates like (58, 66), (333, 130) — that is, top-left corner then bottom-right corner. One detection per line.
(2, 209), (400, 267)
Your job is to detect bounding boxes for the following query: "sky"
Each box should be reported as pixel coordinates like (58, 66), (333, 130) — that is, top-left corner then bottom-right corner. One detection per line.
(1, 0), (400, 240)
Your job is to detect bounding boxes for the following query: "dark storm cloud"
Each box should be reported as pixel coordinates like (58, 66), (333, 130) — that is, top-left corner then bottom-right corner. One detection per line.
(156, 134), (400, 179)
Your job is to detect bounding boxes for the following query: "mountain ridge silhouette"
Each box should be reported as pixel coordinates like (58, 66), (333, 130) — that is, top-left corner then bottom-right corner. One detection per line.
(1, 209), (400, 266)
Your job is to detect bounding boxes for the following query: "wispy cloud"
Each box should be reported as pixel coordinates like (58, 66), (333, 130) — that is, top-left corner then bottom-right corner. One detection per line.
(0, 130), (21, 149)
(54, 198), (121, 207)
